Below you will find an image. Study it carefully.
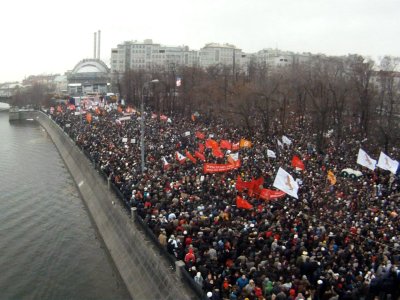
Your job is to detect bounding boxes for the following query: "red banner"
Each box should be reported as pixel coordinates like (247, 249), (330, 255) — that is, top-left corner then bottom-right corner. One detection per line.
(203, 163), (239, 173)
(259, 189), (286, 200)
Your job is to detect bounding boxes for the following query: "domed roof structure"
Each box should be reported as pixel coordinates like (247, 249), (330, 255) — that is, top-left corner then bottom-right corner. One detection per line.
(67, 59), (111, 96)
(71, 59), (110, 74)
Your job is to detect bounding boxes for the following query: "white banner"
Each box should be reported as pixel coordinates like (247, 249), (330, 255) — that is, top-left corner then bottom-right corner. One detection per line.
(356, 148), (376, 171)
(377, 152), (399, 174)
(273, 167), (299, 199)
(118, 116), (131, 122)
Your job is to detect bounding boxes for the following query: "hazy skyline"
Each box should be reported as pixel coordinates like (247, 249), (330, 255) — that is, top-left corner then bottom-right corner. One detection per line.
(1, 0), (399, 82)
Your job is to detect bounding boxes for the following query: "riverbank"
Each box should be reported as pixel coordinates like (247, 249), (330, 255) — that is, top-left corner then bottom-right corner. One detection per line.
(32, 111), (196, 300)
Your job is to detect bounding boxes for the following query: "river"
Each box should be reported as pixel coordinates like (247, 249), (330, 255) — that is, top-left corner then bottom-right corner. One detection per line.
(0, 111), (131, 300)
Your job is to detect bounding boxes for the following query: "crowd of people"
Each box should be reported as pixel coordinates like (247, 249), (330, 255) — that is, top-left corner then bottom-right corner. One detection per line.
(50, 102), (400, 300)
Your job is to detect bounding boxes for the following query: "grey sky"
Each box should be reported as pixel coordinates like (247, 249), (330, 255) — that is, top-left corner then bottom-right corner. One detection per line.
(1, 0), (399, 82)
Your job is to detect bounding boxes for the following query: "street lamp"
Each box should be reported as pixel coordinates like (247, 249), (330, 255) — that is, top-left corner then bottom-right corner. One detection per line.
(140, 79), (159, 174)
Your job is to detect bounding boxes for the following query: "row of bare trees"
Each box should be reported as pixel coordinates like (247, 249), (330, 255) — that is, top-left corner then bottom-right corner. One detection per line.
(116, 55), (400, 153)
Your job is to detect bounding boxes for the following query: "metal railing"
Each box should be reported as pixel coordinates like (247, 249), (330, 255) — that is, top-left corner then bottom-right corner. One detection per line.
(46, 109), (206, 299)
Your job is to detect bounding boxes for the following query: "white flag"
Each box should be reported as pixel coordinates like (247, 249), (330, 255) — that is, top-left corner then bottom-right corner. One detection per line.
(267, 149), (276, 158)
(122, 137), (128, 143)
(277, 139), (284, 148)
(273, 167), (299, 199)
(356, 149), (376, 171)
(377, 152), (399, 174)
(282, 135), (292, 145)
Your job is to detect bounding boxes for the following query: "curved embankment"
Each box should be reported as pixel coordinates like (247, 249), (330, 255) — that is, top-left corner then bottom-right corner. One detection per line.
(33, 111), (197, 300)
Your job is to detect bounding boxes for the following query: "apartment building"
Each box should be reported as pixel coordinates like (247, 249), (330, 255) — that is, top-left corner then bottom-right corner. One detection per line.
(111, 39), (198, 73)
(199, 43), (247, 70)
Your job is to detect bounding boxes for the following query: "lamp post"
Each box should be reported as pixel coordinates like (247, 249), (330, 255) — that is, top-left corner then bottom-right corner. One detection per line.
(140, 79), (159, 174)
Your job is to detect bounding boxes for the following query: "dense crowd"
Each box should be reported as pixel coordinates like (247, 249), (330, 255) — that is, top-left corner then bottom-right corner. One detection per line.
(50, 102), (400, 300)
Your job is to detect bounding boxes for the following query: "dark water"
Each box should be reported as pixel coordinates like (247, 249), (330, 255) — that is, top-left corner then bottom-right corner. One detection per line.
(0, 112), (131, 300)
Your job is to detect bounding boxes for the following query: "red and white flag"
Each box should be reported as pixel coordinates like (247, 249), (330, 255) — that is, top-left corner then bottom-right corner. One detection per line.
(227, 152), (241, 167)
(175, 151), (186, 164)
(273, 167), (299, 199)
(162, 157), (170, 170)
(357, 148), (376, 171)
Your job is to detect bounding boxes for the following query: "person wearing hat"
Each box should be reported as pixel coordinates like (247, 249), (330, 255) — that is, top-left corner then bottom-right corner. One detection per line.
(194, 272), (204, 288)
(242, 279), (256, 297)
(184, 247), (196, 267)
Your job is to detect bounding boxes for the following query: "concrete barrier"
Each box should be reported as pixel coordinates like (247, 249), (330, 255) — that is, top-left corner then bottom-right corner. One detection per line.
(34, 111), (197, 300)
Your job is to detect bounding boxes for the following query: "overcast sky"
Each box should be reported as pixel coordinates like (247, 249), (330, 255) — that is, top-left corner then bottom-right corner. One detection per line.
(1, 0), (399, 82)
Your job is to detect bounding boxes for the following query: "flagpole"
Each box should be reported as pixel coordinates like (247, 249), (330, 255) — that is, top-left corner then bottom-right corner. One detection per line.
(140, 85), (146, 174)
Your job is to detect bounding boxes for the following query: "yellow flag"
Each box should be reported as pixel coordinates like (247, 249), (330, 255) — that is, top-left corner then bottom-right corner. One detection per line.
(327, 170), (336, 185)
(239, 139), (252, 148)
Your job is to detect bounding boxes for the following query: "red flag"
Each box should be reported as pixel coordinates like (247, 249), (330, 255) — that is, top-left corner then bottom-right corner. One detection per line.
(205, 139), (219, 149)
(250, 177), (264, 197)
(236, 196), (253, 210)
(185, 150), (197, 164)
(232, 142), (240, 151)
(220, 140), (232, 150)
(236, 176), (253, 192)
(212, 146), (224, 158)
(291, 155), (305, 170)
(195, 151), (206, 162)
(195, 131), (205, 139)
(198, 143), (205, 154)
